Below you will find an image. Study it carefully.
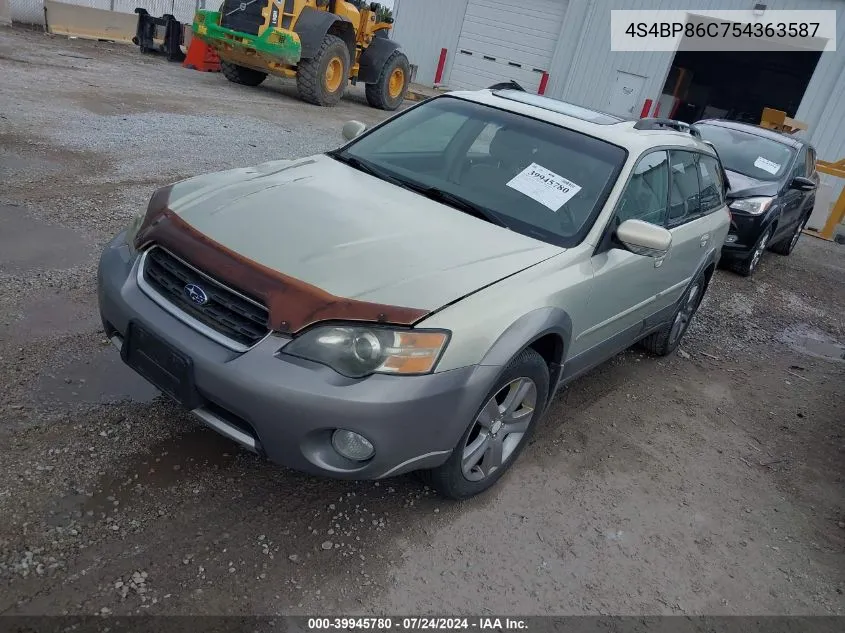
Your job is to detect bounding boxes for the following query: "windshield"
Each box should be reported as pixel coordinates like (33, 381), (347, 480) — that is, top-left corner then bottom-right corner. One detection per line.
(333, 96), (627, 247)
(694, 123), (795, 182)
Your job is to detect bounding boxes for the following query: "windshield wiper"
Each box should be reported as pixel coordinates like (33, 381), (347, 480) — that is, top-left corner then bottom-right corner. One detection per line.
(330, 152), (508, 228)
(329, 152), (407, 187)
(405, 184), (510, 228)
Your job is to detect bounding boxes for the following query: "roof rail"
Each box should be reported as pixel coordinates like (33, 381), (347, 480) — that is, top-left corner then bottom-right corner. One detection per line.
(634, 117), (702, 138)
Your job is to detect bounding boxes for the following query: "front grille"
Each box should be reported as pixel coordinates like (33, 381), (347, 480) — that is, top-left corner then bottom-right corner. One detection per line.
(142, 247), (270, 348)
(219, 0), (265, 35)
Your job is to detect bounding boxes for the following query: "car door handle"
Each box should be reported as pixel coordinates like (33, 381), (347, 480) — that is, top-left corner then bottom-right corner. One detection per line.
(700, 234), (710, 247)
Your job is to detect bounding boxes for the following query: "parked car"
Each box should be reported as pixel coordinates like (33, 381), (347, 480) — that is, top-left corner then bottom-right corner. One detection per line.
(97, 90), (729, 499)
(693, 119), (819, 276)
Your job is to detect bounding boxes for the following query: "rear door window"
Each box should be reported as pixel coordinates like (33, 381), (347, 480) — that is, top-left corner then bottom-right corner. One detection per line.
(668, 150), (702, 227)
(696, 154), (726, 213)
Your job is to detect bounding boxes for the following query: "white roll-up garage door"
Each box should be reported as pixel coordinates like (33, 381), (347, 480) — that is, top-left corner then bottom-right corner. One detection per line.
(448, 0), (568, 94)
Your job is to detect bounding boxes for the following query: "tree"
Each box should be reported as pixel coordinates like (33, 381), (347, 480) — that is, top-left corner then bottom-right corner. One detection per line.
(376, 5), (393, 22)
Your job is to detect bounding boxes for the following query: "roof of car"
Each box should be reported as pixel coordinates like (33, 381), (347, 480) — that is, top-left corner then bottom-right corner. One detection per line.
(446, 89), (717, 157)
(694, 119), (809, 150)
(491, 89), (632, 124)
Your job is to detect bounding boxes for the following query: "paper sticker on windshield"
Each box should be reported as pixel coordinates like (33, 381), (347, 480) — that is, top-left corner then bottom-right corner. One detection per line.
(754, 156), (781, 175)
(506, 163), (582, 211)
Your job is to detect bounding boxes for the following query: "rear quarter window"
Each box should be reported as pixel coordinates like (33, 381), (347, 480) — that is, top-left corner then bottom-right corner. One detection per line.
(668, 150), (702, 226)
(697, 154), (726, 212)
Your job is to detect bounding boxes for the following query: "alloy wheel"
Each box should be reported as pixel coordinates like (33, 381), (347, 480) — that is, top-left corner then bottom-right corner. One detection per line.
(749, 229), (771, 272)
(789, 223), (803, 251)
(461, 377), (537, 481)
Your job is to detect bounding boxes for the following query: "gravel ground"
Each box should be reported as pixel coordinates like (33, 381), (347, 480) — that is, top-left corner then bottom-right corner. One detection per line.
(1, 27), (844, 618)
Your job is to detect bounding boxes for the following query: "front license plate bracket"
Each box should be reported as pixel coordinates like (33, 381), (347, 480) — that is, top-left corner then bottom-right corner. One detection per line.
(121, 320), (201, 409)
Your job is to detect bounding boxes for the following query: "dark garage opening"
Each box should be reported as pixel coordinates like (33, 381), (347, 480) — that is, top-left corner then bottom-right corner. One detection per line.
(660, 49), (822, 125)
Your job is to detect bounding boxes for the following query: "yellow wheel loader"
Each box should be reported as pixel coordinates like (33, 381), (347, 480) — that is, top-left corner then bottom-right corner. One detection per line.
(192, 0), (410, 109)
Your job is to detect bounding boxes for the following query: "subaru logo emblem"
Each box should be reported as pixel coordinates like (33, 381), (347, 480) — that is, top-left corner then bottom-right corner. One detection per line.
(184, 283), (209, 306)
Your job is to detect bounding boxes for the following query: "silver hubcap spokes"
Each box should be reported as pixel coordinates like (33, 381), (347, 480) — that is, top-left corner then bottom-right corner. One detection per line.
(750, 231), (770, 270)
(461, 377), (537, 481)
(670, 282), (700, 345)
(790, 224), (801, 249)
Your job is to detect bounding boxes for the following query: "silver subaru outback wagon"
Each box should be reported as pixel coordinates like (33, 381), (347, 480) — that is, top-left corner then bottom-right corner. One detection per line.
(97, 89), (730, 499)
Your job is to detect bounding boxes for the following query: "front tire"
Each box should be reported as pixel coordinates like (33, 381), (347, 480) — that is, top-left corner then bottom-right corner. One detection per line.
(365, 51), (410, 111)
(221, 61), (267, 87)
(730, 226), (772, 276)
(770, 215), (807, 255)
(296, 34), (350, 107)
(640, 270), (706, 356)
(423, 348), (549, 500)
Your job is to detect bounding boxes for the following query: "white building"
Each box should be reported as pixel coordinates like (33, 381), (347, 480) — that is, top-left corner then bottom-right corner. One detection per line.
(392, 0), (845, 230)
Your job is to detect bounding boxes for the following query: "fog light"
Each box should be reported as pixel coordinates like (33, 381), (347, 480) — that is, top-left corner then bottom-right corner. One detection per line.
(331, 429), (375, 461)
(725, 234), (738, 243)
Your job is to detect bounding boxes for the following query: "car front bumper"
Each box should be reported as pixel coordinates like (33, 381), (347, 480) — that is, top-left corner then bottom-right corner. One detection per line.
(721, 211), (769, 260)
(97, 233), (499, 480)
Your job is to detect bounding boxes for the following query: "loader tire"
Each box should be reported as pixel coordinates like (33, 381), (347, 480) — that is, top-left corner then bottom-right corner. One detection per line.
(296, 34), (350, 107)
(221, 61), (267, 87)
(365, 51), (410, 111)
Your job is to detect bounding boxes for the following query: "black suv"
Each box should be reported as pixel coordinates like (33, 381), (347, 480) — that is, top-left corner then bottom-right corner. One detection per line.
(693, 120), (819, 276)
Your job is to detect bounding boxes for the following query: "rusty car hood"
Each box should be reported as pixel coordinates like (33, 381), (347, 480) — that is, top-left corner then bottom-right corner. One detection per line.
(163, 154), (563, 311)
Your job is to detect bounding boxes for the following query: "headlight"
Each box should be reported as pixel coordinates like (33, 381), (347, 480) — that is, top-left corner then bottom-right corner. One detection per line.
(126, 185), (173, 252)
(729, 196), (775, 216)
(282, 325), (449, 378)
(124, 212), (145, 251)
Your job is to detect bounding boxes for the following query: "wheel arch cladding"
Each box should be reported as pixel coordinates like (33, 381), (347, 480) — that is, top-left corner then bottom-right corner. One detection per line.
(703, 261), (716, 286)
(763, 205), (781, 237)
(696, 249), (718, 293)
(294, 7), (353, 60)
(698, 245), (717, 272)
(357, 36), (401, 84)
(477, 307), (572, 398)
(327, 20), (356, 62)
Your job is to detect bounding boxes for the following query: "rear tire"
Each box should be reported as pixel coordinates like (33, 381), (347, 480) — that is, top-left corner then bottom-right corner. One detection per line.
(770, 215), (807, 255)
(640, 270), (706, 356)
(220, 61), (267, 87)
(422, 348), (549, 500)
(365, 51), (410, 111)
(296, 34), (350, 107)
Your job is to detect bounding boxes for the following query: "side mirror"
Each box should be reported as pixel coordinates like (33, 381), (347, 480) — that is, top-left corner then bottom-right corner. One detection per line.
(616, 219), (672, 258)
(342, 120), (367, 141)
(790, 176), (816, 192)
